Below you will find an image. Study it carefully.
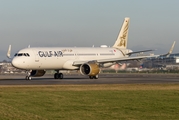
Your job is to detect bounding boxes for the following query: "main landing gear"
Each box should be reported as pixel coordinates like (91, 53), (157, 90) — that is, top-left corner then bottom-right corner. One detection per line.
(54, 73), (63, 79)
(89, 75), (99, 79)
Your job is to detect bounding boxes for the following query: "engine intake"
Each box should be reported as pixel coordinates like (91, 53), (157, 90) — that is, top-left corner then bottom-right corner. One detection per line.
(31, 70), (46, 77)
(80, 63), (100, 76)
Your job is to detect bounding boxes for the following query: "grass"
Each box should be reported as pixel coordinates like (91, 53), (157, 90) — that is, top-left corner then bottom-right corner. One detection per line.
(0, 84), (179, 120)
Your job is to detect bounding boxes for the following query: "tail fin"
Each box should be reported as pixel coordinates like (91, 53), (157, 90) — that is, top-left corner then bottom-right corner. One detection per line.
(113, 17), (130, 49)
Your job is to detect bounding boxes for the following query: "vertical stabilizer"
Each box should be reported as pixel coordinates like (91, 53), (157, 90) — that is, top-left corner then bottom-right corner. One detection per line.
(113, 17), (130, 49)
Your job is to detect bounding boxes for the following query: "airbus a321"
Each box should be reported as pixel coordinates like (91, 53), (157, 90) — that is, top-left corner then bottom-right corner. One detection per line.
(7, 18), (175, 80)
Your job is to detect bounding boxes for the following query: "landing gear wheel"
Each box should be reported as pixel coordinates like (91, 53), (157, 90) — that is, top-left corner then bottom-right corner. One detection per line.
(25, 76), (31, 80)
(54, 73), (64, 79)
(89, 76), (94, 79)
(25, 70), (32, 80)
(94, 75), (99, 79)
(89, 75), (99, 79)
(54, 73), (58, 79)
(58, 73), (63, 79)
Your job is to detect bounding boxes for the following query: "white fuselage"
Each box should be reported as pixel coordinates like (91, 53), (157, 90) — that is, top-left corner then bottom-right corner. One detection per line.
(12, 47), (130, 70)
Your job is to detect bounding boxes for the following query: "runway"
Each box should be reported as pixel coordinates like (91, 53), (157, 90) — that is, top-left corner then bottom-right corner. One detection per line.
(1, 73), (179, 85)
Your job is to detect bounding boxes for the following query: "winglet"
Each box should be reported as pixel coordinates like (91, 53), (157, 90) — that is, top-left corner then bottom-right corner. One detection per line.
(168, 41), (175, 55)
(7, 45), (11, 59)
(161, 41), (175, 57)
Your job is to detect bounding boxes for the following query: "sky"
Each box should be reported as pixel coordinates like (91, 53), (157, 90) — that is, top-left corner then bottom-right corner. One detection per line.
(0, 0), (179, 61)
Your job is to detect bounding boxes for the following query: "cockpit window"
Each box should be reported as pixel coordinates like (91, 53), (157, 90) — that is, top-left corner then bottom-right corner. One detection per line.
(14, 53), (30, 57)
(18, 53), (23, 56)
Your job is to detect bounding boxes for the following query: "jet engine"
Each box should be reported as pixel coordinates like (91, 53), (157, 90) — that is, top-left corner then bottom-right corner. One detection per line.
(80, 63), (100, 76)
(30, 70), (46, 77)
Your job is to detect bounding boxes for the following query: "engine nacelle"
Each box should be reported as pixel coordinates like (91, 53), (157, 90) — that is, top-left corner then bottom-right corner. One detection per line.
(30, 70), (46, 77)
(80, 63), (100, 76)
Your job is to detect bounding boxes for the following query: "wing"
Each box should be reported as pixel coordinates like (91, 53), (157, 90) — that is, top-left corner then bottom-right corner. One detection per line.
(126, 49), (155, 56)
(73, 55), (159, 66)
(73, 41), (175, 66)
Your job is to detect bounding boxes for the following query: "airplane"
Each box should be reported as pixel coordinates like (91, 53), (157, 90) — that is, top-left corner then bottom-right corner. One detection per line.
(7, 17), (175, 80)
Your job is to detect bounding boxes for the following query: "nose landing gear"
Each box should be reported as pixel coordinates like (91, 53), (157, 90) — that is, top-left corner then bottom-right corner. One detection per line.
(25, 70), (32, 80)
(25, 76), (32, 80)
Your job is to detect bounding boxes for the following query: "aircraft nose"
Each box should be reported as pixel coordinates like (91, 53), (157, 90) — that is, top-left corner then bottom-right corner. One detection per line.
(12, 58), (20, 68)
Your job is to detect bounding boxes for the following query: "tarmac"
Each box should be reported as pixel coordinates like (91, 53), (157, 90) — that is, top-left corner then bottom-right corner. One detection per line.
(0, 73), (179, 85)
